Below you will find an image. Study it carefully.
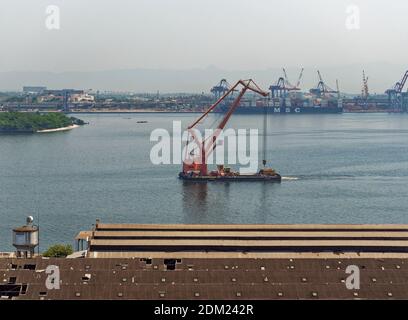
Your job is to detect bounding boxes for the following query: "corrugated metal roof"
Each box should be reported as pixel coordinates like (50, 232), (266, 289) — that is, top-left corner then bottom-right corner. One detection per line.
(87, 251), (408, 259)
(95, 223), (408, 231)
(80, 223), (408, 255)
(1, 257), (408, 300)
(92, 230), (408, 238)
(89, 239), (408, 247)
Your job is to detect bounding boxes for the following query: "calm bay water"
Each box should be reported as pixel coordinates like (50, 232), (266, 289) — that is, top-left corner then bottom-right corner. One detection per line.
(1, 113), (408, 251)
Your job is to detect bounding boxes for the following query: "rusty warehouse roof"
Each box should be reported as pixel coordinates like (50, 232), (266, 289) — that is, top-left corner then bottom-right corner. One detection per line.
(1, 256), (408, 300)
(4, 224), (408, 300)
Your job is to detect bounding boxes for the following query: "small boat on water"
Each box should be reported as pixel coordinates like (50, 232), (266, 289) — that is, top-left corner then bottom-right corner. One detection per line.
(179, 79), (281, 183)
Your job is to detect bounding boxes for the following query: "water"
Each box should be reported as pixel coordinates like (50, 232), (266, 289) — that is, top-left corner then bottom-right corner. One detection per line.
(1, 113), (408, 251)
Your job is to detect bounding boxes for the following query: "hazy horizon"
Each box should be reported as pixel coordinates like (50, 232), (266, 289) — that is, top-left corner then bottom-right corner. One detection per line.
(0, 0), (407, 92)
(0, 63), (406, 94)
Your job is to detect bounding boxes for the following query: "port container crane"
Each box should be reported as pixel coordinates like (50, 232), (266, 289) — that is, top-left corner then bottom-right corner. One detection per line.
(310, 71), (339, 97)
(269, 77), (287, 98)
(269, 68), (303, 98)
(211, 79), (232, 100)
(386, 70), (408, 111)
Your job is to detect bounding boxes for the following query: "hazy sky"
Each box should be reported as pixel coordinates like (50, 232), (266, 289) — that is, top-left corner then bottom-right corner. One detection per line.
(0, 0), (407, 72)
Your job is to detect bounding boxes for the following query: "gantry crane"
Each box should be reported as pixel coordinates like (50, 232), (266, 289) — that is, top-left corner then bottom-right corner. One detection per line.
(210, 79), (232, 100)
(310, 71), (339, 97)
(386, 70), (408, 111)
(269, 68), (303, 98)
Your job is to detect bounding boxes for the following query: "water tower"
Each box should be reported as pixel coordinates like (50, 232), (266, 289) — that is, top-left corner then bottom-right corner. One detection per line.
(12, 216), (39, 258)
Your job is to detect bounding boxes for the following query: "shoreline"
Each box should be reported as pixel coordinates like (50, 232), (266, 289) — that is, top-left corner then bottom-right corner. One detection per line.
(69, 110), (203, 114)
(67, 110), (399, 114)
(1, 109), (403, 115)
(36, 124), (79, 133)
(67, 110), (402, 115)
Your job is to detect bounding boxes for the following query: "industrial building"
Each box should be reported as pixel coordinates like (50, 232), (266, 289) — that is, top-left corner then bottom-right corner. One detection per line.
(2, 221), (408, 300)
(78, 222), (408, 257)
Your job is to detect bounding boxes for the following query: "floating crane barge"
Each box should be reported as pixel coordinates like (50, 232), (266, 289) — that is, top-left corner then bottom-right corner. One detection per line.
(178, 171), (281, 182)
(179, 79), (281, 182)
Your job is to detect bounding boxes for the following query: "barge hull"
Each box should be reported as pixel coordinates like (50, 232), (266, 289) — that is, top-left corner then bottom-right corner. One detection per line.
(179, 173), (282, 182)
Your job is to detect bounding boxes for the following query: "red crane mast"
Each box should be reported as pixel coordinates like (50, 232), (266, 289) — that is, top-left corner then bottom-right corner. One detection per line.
(183, 79), (268, 177)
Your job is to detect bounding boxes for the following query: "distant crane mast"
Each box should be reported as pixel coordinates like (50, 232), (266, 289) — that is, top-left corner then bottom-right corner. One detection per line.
(362, 70), (369, 99)
(295, 68), (304, 89)
(336, 79), (341, 100)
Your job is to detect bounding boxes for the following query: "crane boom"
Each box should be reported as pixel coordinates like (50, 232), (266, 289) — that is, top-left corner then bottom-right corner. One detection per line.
(282, 68), (303, 91)
(336, 79), (341, 99)
(398, 70), (408, 92)
(296, 68), (304, 88)
(283, 68), (289, 85)
(314, 70), (338, 95)
(317, 70), (323, 83)
(183, 79), (269, 176)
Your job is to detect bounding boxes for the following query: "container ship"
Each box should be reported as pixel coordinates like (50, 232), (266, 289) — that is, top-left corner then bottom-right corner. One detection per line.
(211, 69), (343, 115)
(228, 91), (342, 114)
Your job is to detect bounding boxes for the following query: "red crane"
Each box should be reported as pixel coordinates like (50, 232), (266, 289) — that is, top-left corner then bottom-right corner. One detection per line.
(182, 79), (269, 177)
(362, 70), (369, 99)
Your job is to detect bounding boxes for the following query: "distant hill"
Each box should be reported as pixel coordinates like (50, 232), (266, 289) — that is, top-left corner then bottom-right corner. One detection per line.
(0, 63), (406, 94)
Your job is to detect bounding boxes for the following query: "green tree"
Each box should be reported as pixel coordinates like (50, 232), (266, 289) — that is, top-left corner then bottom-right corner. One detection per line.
(0, 112), (79, 132)
(42, 244), (73, 258)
